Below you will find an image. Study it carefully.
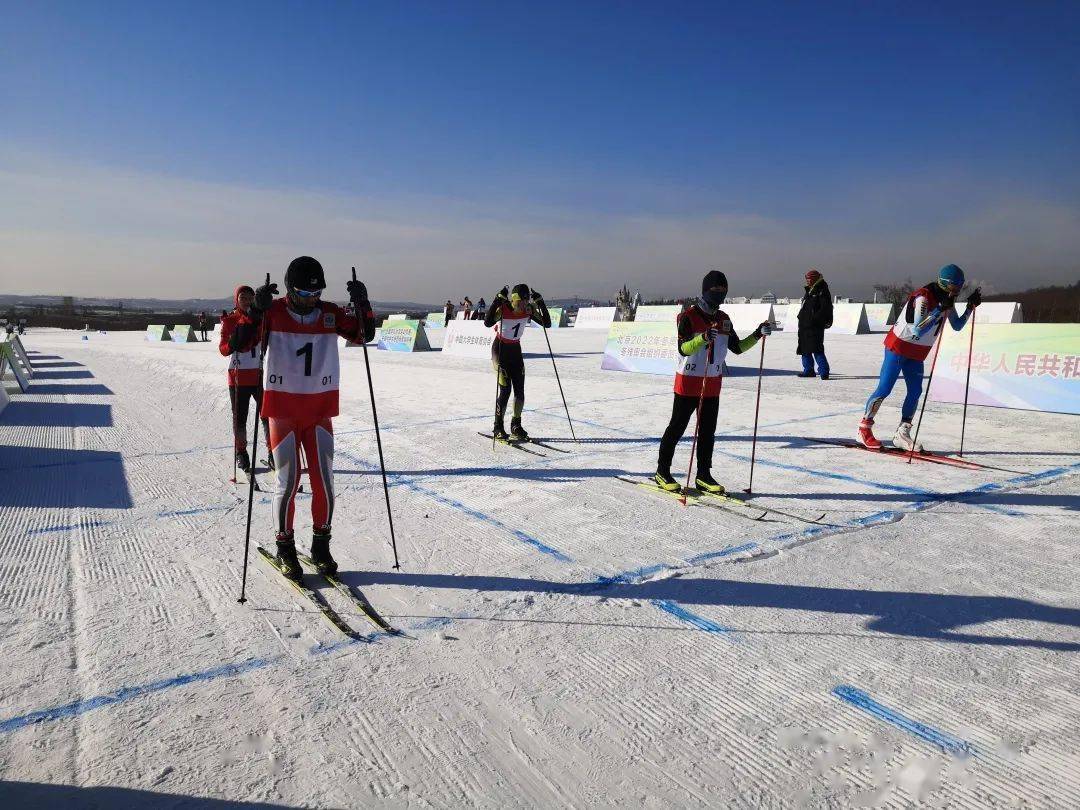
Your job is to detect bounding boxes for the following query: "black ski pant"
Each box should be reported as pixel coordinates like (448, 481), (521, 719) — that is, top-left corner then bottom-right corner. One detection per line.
(229, 385), (271, 454)
(657, 393), (719, 475)
(491, 340), (525, 421)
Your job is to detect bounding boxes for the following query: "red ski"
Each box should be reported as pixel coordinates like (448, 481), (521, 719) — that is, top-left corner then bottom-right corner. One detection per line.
(804, 437), (1017, 473)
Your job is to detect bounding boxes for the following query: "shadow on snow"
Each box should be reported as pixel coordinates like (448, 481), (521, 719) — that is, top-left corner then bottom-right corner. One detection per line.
(343, 571), (1080, 652)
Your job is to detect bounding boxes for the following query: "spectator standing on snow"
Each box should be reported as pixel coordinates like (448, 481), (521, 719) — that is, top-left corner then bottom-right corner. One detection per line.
(198, 311), (210, 341)
(474, 297), (486, 320)
(796, 269), (833, 379)
(443, 299), (455, 327)
(462, 297), (473, 321)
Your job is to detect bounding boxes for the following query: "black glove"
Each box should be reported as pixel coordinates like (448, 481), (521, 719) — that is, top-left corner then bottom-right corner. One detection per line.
(254, 281), (278, 313)
(530, 289), (543, 302)
(966, 288), (982, 309)
(496, 286), (509, 300)
(347, 278), (369, 308)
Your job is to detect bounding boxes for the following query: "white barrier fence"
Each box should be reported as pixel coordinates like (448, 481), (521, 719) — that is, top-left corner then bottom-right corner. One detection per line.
(573, 307), (617, 329)
(442, 320), (497, 359)
(634, 305), (682, 323)
(865, 303), (895, 332)
(955, 301), (1023, 324)
(783, 302), (869, 335)
(722, 303), (775, 337)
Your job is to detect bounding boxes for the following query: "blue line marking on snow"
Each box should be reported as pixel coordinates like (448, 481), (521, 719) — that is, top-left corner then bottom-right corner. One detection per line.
(653, 600), (736, 638)
(27, 520), (113, 536)
(595, 564), (671, 586)
(550, 409), (1032, 517)
(338, 451), (571, 562)
(0, 657), (278, 736)
(409, 616), (456, 632)
(600, 462), (1080, 585)
(832, 685), (973, 757)
(684, 542), (760, 565)
(157, 505), (233, 518)
(308, 632), (383, 655)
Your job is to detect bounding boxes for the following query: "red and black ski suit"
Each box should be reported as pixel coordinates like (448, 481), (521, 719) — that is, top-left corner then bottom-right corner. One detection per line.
(219, 287), (271, 459)
(233, 298), (375, 535)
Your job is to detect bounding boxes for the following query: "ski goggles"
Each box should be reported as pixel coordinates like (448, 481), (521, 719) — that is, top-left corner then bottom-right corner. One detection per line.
(291, 287), (323, 299)
(938, 279), (964, 295)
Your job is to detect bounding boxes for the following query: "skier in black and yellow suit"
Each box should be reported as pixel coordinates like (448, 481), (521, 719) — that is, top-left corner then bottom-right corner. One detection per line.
(485, 283), (552, 441)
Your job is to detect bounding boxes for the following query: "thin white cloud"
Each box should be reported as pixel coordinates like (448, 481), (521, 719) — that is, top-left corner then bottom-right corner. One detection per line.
(0, 150), (1076, 301)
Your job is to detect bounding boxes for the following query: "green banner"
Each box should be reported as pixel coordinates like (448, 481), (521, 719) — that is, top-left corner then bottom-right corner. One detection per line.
(929, 323), (1080, 415)
(601, 321), (678, 376)
(377, 319), (432, 352)
(170, 324), (197, 343)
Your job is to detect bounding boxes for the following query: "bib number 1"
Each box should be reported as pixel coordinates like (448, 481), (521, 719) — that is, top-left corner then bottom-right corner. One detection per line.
(296, 342), (313, 376)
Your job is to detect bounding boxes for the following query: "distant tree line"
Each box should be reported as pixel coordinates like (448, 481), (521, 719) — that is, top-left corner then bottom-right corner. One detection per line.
(873, 279), (1079, 322)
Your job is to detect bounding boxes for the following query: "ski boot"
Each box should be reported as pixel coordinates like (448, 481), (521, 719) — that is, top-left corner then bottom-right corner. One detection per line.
(694, 471), (725, 495)
(819, 373), (830, 380)
(797, 370), (816, 378)
(275, 531), (303, 582)
(492, 417), (509, 441)
(654, 469), (681, 493)
(893, 421), (924, 453)
(510, 417), (530, 442)
(857, 418), (882, 450)
(310, 526), (338, 576)
(235, 449), (252, 473)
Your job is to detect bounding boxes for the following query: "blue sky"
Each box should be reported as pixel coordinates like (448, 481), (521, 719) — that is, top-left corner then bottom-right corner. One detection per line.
(2, 1), (1078, 300)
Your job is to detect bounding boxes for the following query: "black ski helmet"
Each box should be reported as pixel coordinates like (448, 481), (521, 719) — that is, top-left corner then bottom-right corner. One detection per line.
(701, 270), (728, 294)
(285, 256), (326, 292)
(511, 283), (531, 301)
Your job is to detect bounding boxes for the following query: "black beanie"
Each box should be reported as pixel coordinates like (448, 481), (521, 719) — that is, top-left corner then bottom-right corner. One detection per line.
(702, 270), (728, 294)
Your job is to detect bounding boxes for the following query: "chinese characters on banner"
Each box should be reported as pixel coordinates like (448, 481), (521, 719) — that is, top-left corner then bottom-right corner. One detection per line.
(929, 324), (1080, 415)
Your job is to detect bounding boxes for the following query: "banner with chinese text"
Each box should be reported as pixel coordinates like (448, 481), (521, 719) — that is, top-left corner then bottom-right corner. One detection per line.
(601, 321), (678, 376)
(928, 324), (1080, 415)
(377, 320), (431, 352)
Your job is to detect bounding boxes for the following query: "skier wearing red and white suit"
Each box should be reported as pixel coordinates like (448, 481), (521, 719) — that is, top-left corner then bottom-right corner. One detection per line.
(219, 285), (271, 473)
(858, 264), (981, 451)
(235, 257), (376, 581)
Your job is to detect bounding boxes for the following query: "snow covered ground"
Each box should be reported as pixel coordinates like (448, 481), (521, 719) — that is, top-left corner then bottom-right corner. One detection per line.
(2, 325), (1078, 808)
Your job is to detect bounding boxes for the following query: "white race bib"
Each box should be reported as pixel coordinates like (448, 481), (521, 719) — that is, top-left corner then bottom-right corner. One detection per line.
(498, 315), (530, 342)
(265, 331), (340, 395)
(230, 342), (262, 372)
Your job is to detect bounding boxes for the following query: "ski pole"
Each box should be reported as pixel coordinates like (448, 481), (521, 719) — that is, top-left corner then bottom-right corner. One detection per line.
(493, 324), (504, 451)
(541, 321), (577, 443)
(237, 273), (271, 604)
(230, 385), (238, 485)
(744, 333), (767, 494)
(681, 338), (718, 506)
(959, 315), (976, 457)
(907, 326), (944, 465)
(354, 268), (401, 570)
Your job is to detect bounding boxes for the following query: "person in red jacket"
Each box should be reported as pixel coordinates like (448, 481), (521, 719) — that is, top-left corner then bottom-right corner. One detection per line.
(233, 257), (376, 581)
(219, 285), (271, 474)
(654, 270), (772, 495)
